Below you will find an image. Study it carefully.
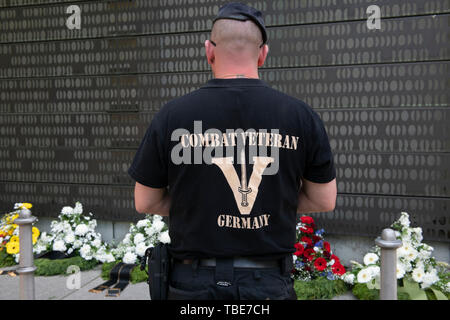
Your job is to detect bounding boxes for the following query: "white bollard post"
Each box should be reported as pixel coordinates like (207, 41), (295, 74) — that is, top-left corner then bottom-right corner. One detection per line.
(14, 208), (37, 300)
(375, 228), (402, 300)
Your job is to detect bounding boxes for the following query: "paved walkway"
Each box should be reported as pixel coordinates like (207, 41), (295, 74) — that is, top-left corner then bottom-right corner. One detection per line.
(0, 266), (357, 300)
(0, 265), (149, 300)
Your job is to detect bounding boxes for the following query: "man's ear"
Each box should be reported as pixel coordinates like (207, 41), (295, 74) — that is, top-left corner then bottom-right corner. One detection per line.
(257, 44), (269, 67)
(205, 40), (215, 65)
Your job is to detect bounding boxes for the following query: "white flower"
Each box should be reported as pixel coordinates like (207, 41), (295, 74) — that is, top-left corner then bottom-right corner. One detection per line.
(64, 232), (75, 244)
(398, 212), (410, 227)
(133, 233), (145, 245)
(411, 227), (423, 243)
(74, 224), (89, 236)
(421, 276), (437, 289)
(145, 226), (155, 236)
(366, 278), (380, 290)
(94, 246), (116, 263)
(402, 229), (412, 243)
(363, 253), (379, 266)
(135, 242), (149, 257)
(136, 219), (149, 229)
(153, 220), (165, 233)
(33, 243), (47, 255)
(61, 206), (74, 215)
(97, 252), (115, 263)
(73, 202), (83, 214)
(421, 269), (439, 289)
(122, 234), (131, 245)
(80, 244), (92, 259)
(88, 220), (97, 230)
(123, 251), (137, 264)
(397, 241), (415, 260)
(73, 239), (82, 249)
(343, 273), (355, 285)
(158, 231), (171, 244)
(357, 268), (373, 283)
(40, 232), (53, 244)
(396, 262), (406, 279)
(51, 221), (64, 233)
(62, 221), (72, 233)
(53, 240), (67, 252)
(417, 248), (431, 260)
(367, 265), (380, 278)
(399, 258), (413, 272)
(412, 267), (425, 283)
(91, 238), (101, 248)
(405, 249), (418, 262)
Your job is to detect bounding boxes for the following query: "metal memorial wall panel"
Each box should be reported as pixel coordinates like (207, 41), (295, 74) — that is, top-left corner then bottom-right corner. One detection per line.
(0, 1), (448, 242)
(1, 14), (449, 77)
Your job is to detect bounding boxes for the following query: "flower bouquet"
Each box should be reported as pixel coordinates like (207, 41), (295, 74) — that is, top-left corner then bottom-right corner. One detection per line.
(292, 215), (348, 299)
(101, 214), (170, 284)
(0, 203), (45, 267)
(38, 202), (115, 264)
(344, 212), (450, 300)
(111, 214), (170, 264)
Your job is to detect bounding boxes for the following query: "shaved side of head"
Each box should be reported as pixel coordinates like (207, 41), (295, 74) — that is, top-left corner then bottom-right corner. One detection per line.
(211, 19), (263, 62)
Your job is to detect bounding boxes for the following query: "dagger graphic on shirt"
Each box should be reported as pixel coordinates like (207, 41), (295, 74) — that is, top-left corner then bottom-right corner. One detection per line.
(238, 148), (252, 207)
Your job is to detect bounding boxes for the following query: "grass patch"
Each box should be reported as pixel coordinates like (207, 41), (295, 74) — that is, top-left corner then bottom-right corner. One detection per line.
(294, 278), (348, 300)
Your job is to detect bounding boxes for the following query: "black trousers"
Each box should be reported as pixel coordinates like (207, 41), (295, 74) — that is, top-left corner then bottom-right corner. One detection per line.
(168, 258), (297, 300)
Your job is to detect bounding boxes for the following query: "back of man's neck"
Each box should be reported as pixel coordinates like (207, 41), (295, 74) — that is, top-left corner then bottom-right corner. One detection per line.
(215, 74), (259, 79)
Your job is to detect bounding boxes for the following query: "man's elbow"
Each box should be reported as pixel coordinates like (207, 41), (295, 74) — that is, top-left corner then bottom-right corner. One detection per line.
(134, 201), (153, 214)
(322, 201), (336, 212)
(321, 194), (337, 212)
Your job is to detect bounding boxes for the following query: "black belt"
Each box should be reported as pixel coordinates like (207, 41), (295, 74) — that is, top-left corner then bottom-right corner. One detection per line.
(181, 257), (279, 269)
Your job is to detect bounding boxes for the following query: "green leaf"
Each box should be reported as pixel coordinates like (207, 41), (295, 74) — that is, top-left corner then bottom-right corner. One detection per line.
(430, 288), (448, 300)
(398, 278), (427, 300)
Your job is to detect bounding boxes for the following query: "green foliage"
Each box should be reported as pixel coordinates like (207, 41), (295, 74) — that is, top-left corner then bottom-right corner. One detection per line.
(352, 283), (380, 300)
(101, 262), (116, 280)
(101, 261), (148, 284)
(352, 281), (448, 300)
(0, 250), (16, 268)
(398, 277), (428, 300)
(294, 278), (348, 300)
(34, 256), (98, 276)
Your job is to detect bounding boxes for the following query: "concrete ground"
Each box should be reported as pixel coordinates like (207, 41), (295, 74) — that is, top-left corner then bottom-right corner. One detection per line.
(0, 266), (357, 300)
(0, 265), (150, 300)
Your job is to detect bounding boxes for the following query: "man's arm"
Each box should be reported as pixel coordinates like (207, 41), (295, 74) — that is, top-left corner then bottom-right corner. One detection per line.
(134, 182), (171, 216)
(297, 178), (337, 214)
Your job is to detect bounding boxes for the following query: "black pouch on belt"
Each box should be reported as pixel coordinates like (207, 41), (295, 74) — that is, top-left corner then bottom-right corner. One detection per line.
(141, 243), (171, 300)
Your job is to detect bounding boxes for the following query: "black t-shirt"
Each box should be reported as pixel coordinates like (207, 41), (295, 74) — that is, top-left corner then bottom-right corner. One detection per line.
(128, 78), (335, 260)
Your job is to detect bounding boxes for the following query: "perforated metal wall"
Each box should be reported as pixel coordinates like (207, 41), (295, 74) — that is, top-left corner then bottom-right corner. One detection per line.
(0, 0), (448, 242)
